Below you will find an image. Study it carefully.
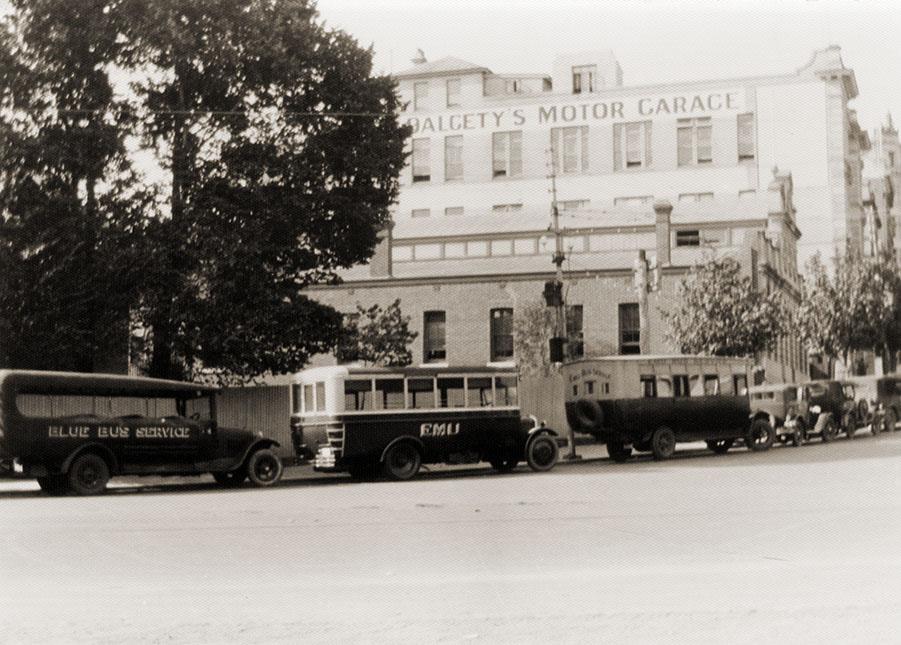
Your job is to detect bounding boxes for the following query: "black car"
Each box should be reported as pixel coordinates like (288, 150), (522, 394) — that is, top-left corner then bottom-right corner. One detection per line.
(784, 380), (858, 442)
(0, 370), (283, 495)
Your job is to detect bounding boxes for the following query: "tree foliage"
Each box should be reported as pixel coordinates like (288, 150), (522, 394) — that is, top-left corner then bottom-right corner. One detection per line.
(798, 251), (901, 372)
(0, 0), (409, 381)
(335, 299), (417, 367)
(661, 256), (789, 358)
(514, 300), (589, 375)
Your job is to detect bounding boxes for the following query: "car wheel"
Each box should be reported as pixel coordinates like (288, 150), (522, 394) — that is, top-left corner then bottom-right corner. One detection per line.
(706, 438), (734, 455)
(489, 457), (519, 473)
(791, 427), (804, 447)
(884, 409), (897, 434)
(246, 448), (284, 487)
(651, 427), (676, 460)
(347, 461), (381, 480)
(67, 453), (110, 496)
(606, 440), (632, 463)
(36, 474), (68, 495)
(382, 442), (422, 481)
(747, 419), (775, 452)
(820, 418), (838, 442)
(526, 434), (559, 471)
(844, 414), (856, 439)
(213, 469), (247, 487)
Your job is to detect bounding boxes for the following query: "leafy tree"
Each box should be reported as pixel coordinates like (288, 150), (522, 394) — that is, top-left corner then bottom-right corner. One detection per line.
(336, 299), (417, 367)
(0, 1), (147, 371)
(514, 300), (591, 375)
(661, 256), (789, 358)
(798, 251), (901, 374)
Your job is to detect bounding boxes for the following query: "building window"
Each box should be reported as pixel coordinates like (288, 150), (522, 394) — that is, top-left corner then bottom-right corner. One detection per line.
(423, 311), (446, 363)
(412, 138), (430, 182)
(551, 126), (589, 174)
(677, 117), (713, 166)
(614, 196), (653, 207)
(445, 206), (464, 216)
(492, 203), (523, 213)
(737, 113), (755, 160)
(619, 303), (640, 354)
(559, 199), (589, 211)
(572, 65), (596, 94)
(492, 131), (523, 178)
(411, 208), (430, 218)
(413, 81), (428, 110)
(446, 78), (461, 107)
(490, 308), (514, 361)
(738, 189), (756, 200)
(675, 230), (701, 247)
(444, 135), (463, 181)
(889, 151), (896, 168)
(678, 192), (714, 203)
(614, 121), (652, 170)
(566, 304), (584, 359)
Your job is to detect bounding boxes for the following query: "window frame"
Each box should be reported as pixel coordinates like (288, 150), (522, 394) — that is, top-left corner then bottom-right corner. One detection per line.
(618, 303), (640, 355)
(490, 308), (514, 362)
(677, 117), (713, 166)
(413, 81), (429, 111)
(411, 138), (431, 182)
(551, 126), (589, 175)
(614, 120), (652, 170)
(492, 130), (523, 179)
(444, 135), (463, 181)
(737, 112), (755, 161)
(423, 310), (447, 363)
(446, 78), (461, 108)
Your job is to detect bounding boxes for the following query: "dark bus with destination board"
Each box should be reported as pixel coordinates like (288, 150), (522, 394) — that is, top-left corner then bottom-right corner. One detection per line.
(563, 355), (774, 461)
(290, 365), (563, 480)
(0, 370), (283, 495)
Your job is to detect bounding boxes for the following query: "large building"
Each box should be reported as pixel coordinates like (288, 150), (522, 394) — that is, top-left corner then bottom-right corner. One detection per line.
(863, 113), (901, 259)
(309, 46), (870, 382)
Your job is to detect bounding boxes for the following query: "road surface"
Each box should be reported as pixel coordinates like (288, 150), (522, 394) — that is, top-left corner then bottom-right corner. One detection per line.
(3, 434), (901, 643)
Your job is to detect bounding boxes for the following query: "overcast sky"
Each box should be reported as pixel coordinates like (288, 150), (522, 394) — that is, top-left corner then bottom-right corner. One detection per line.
(316, 0), (901, 134)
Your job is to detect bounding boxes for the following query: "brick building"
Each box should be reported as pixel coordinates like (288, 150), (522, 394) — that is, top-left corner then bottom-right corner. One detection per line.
(307, 46), (871, 383)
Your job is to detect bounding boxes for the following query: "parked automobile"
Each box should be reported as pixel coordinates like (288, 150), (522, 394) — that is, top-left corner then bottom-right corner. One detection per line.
(748, 383), (804, 446)
(843, 374), (901, 434)
(0, 370), (284, 495)
(784, 380), (858, 442)
(290, 365), (565, 480)
(563, 355), (773, 462)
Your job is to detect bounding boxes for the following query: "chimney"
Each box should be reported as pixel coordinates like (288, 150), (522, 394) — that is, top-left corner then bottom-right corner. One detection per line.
(653, 199), (672, 266)
(370, 220), (394, 278)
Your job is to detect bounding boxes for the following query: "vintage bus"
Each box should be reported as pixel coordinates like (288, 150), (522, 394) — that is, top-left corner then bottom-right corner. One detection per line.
(290, 365), (563, 480)
(563, 355), (773, 461)
(0, 370), (283, 495)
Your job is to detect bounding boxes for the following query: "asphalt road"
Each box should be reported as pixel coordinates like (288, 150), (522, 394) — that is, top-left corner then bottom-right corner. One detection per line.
(3, 433), (901, 644)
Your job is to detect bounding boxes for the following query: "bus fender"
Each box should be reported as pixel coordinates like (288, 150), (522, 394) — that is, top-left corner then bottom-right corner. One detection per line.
(379, 436), (424, 463)
(239, 438), (281, 467)
(60, 443), (120, 476)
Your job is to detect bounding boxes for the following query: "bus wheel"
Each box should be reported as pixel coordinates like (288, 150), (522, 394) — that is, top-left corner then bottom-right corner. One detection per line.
(383, 442), (421, 481)
(651, 427), (676, 460)
(37, 474), (68, 495)
(489, 457), (518, 473)
(247, 449), (284, 487)
(706, 438), (734, 455)
(747, 419), (775, 451)
(213, 469), (247, 487)
(67, 453), (110, 496)
(526, 434), (559, 471)
(606, 440), (632, 463)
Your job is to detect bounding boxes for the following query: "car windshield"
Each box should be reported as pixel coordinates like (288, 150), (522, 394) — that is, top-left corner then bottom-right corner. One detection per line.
(808, 383), (828, 397)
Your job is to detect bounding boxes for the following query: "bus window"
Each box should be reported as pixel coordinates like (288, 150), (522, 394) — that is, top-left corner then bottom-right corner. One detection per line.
(438, 377), (465, 408)
(586, 381), (595, 395)
(657, 376), (673, 397)
(344, 379), (372, 411)
(315, 382), (326, 412)
(641, 375), (657, 398)
(184, 396), (213, 420)
(291, 384), (302, 414)
(375, 379), (405, 410)
(673, 375), (689, 398)
(733, 374), (748, 396)
(303, 384), (314, 413)
(703, 375), (719, 395)
(408, 378), (436, 409)
(495, 376), (518, 406)
(467, 377), (493, 407)
(690, 375), (705, 397)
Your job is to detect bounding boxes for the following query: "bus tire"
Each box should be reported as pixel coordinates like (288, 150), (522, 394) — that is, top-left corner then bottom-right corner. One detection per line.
(526, 434), (559, 472)
(747, 419), (775, 452)
(67, 453), (110, 496)
(213, 469), (247, 487)
(383, 442), (421, 481)
(246, 448), (284, 487)
(37, 474), (68, 495)
(651, 426), (676, 460)
(573, 399), (604, 429)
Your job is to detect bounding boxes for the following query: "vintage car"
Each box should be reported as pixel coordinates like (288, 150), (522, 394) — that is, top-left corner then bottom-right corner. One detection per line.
(563, 355), (774, 462)
(783, 380), (859, 442)
(748, 383), (804, 446)
(0, 370), (283, 495)
(843, 374), (901, 434)
(290, 365), (564, 480)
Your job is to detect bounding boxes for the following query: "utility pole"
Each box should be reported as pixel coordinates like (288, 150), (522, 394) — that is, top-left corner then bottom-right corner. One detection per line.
(546, 151), (580, 461)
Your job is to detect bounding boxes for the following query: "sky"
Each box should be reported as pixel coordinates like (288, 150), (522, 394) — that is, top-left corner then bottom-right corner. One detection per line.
(315, 0), (901, 134)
